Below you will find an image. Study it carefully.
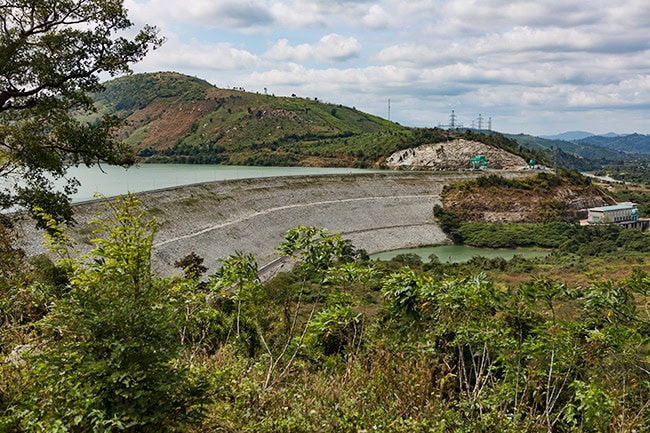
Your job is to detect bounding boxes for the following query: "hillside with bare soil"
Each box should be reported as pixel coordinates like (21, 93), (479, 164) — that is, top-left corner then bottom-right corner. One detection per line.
(441, 173), (616, 223)
(87, 72), (543, 168)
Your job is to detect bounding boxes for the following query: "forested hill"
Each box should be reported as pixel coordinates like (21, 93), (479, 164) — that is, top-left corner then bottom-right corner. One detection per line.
(503, 133), (636, 171)
(577, 133), (650, 154)
(89, 72), (537, 168)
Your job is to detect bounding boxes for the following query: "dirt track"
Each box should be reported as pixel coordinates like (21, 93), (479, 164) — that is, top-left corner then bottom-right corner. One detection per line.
(15, 171), (526, 277)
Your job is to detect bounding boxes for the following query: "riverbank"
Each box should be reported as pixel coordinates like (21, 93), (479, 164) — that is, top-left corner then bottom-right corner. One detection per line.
(15, 171), (529, 277)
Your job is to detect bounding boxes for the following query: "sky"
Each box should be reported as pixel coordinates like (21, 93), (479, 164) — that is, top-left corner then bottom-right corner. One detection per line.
(123, 0), (650, 136)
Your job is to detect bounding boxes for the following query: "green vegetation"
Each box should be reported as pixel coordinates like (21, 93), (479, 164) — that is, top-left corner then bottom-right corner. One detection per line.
(2, 195), (650, 432)
(149, 126), (541, 169)
(85, 72), (650, 183)
(452, 170), (592, 191)
(0, 0), (162, 224)
(436, 172), (650, 257)
(460, 221), (650, 255)
(5, 2), (650, 430)
(458, 221), (575, 248)
(92, 73), (543, 169)
(435, 201), (650, 256)
(504, 133), (631, 170)
(610, 188), (650, 215)
(430, 169), (650, 286)
(7, 200), (207, 432)
(594, 162), (650, 185)
(440, 171), (606, 226)
(95, 72), (212, 114)
(579, 133), (650, 155)
(505, 133), (650, 182)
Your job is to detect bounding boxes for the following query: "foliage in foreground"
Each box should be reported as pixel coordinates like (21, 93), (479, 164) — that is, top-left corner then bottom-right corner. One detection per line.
(0, 0), (162, 225)
(1, 197), (208, 432)
(199, 267), (650, 433)
(1, 196), (650, 432)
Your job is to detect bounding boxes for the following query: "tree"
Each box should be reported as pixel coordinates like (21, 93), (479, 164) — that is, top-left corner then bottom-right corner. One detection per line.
(7, 195), (207, 432)
(210, 251), (263, 350)
(279, 225), (355, 277)
(0, 0), (163, 224)
(174, 251), (208, 282)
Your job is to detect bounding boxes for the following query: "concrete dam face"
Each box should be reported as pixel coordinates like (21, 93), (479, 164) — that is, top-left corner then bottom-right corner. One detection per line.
(15, 171), (511, 277)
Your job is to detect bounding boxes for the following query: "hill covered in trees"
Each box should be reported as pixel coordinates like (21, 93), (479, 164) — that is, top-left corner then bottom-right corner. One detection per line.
(503, 133), (650, 183)
(89, 72), (539, 168)
(95, 72), (650, 176)
(578, 133), (650, 154)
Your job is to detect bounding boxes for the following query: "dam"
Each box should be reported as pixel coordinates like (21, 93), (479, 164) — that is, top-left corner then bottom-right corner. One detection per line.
(15, 171), (523, 278)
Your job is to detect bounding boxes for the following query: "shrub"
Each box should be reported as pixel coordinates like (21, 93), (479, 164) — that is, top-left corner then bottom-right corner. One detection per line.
(7, 196), (209, 433)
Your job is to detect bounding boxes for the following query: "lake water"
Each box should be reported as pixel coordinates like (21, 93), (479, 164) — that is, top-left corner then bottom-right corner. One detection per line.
(59, 164), (381, 202)
(371, 244), (549, 263)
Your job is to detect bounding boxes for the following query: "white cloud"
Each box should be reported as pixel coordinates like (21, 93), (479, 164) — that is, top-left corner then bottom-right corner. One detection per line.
(121, 0), (650, 134)
(362, 5), (392, 29)
(210, 1), (275, 28)
(126, 0), (276, 31)
(317, 34), (363, 61)
(268, 2), (326, 28)
(265, 34), (361, 63)
(135, 39), (262, 71)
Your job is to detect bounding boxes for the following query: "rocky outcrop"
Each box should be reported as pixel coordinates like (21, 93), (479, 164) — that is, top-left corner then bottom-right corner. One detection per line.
(385, 139), (528, 170)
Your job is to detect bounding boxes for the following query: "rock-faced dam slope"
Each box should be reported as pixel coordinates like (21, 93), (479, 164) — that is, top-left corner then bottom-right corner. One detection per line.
(16, 171), (526, 277)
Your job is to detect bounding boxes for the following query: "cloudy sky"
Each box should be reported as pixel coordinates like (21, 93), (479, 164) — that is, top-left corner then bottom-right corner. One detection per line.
(124, 0), (650, 136)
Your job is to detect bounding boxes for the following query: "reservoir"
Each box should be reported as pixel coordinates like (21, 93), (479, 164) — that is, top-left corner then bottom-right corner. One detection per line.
(371, 244), (549, 263)
(62, 164), (382, 202)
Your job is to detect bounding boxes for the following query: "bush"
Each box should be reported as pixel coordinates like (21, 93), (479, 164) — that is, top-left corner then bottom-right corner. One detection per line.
(7, 196), (209, 433)
(433, 204), (464, 243)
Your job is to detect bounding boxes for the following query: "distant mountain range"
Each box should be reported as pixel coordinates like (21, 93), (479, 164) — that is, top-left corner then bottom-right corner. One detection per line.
(502, 131), (650, 172)
(507, 131), (650, 166)
(541, 131), (626, 141)
(541, 131), (595, 141)
(578, 133), (650, 154)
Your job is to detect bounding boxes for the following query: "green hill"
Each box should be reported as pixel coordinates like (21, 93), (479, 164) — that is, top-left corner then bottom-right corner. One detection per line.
(502, 133), (642, 171)
(91, 72), (537, 168)
(578, 133), (650, 154)
(91, 72), (410, 167)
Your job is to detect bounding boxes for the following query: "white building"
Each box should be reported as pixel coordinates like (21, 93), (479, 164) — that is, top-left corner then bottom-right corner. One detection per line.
(587, 203), (639, 224)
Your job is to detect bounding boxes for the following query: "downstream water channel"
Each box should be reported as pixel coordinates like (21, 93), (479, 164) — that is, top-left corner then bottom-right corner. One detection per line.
(62, 164), (382, 202)
(371, 244), (549, 263)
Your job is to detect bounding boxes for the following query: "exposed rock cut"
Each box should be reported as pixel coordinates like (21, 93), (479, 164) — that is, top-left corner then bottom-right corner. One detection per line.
(385, 139), (528, 170)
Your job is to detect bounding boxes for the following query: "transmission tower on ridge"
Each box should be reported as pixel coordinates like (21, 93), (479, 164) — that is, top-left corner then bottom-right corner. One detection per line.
(438, 109), (464, 129)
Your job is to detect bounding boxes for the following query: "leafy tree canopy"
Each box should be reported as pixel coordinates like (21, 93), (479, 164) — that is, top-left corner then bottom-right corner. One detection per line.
(0, 0), (163, 225)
